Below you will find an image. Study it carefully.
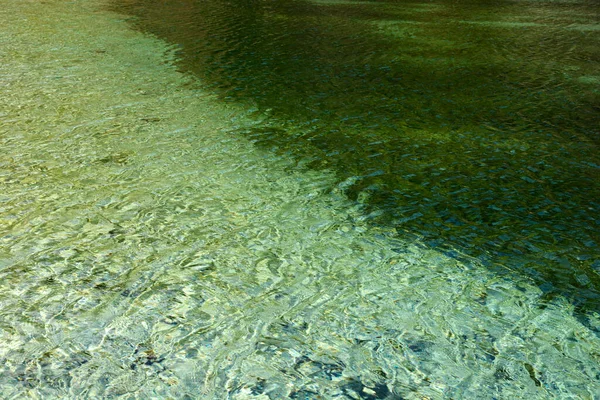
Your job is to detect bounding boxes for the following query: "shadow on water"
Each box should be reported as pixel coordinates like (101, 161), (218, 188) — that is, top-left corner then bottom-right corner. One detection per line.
(109, 0), (600, 314)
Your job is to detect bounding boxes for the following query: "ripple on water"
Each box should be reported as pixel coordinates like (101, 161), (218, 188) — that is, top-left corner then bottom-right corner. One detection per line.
(109, 0), (600, 315)
(1, 0), (599, 399)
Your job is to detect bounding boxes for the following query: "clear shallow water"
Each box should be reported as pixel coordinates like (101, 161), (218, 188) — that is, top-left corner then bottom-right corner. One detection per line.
(111, 0), (600, 313)
(0, 0), (599, 399)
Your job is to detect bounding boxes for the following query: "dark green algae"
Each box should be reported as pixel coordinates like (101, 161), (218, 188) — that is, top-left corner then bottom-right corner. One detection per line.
(109, 0), (600, 313)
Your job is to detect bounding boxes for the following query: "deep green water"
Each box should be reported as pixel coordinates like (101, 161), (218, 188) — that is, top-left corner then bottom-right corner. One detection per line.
(110, 0), (600, 313)
(1, 0), (600, 398)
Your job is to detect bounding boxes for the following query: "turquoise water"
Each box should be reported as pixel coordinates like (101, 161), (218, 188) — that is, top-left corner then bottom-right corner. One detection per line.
(1, 0), (599, 398)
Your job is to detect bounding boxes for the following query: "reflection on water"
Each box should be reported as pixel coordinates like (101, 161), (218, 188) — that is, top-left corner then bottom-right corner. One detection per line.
(1, 0), (599, 398)
(110, 0), (600, 314)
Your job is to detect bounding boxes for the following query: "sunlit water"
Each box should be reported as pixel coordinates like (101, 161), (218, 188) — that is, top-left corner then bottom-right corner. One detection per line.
(112, 0), (600, 313)
(1, 0), (599, 399)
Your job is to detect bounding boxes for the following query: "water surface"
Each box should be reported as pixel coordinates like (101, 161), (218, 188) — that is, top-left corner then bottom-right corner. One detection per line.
(1, 0), (600, 398)
(110, 0), (600, 313)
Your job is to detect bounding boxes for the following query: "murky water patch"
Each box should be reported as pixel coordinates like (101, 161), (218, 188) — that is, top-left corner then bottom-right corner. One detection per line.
(310, 0), (443, 12)
(568, 24), (600, 32)
(458, 20), (544, 28)
(577, 75), (600, 85)
(1, 0), (600, 399)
